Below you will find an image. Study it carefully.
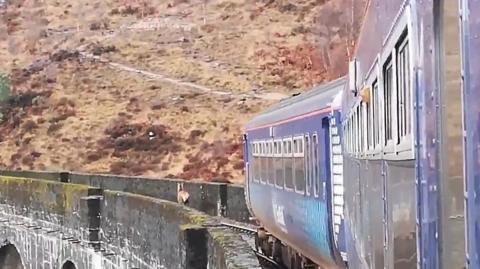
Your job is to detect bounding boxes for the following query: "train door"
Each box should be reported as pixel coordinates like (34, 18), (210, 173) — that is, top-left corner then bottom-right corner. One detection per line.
(460, 0), (480, 267)
(329, 111), (347, 261)
(243, 133), (255, 217)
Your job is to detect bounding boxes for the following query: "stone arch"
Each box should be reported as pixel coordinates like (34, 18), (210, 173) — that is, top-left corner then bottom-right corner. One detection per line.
(0, 244), (24, 269)
(62, 260), (77, 269)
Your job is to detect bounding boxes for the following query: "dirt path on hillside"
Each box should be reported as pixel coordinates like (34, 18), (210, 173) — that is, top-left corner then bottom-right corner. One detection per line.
(81, 52), (288, 101)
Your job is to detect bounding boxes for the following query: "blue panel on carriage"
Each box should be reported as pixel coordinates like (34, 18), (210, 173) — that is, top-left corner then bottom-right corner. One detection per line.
(303, 198), (330, 255)
(460, 0), (480, 267)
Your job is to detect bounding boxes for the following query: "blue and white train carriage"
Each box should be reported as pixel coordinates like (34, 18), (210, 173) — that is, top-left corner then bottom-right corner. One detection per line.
(243, 77), (347, 269)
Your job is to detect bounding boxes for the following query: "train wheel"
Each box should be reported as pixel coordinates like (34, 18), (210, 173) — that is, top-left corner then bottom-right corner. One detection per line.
(256, 228), (267, 253)
(272, 238), (282, 263)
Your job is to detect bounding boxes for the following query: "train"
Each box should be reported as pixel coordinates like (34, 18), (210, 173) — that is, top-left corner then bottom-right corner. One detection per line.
(243, 0), (480, 268)
(244, 77), (346, 268)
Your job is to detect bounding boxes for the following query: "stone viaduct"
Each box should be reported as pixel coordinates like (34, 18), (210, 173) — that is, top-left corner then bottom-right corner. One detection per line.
(0, 171), (260, 269)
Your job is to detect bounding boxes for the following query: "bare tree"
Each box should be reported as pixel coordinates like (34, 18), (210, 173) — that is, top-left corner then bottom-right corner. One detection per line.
(311, 0), (368, 77)
(312, 5), (339, 77)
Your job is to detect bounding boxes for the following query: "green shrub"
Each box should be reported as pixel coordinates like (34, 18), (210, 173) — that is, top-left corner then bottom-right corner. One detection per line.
(0, 73), (10, 103)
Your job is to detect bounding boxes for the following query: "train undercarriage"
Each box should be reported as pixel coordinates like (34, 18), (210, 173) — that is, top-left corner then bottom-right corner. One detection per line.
(255, 227), (327, 269)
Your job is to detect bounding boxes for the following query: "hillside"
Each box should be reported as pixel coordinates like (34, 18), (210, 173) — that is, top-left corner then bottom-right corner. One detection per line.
(0, 0), (366, 183)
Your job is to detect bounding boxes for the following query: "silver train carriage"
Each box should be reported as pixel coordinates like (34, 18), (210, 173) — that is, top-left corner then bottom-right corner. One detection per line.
(342, 0), (468, 268)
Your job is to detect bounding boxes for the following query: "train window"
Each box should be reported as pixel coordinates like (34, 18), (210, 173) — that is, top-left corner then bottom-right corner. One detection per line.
(284, 138), (294, 190)
(294, 137), (305, 194)
(345, 123), (348, 153)
(365, 96), (373, 150)
(305, 135), (311, 195)
(258, 142), (262, 182)
(353, 114), (356, 153)
(396, 32), (411, 145)
(353, 108), (358, 154)
(383, 57), (394, 146)
(372, 80), (380, 149)
(350, 114), (353, 153)
(348, 119), (352, 154)
(359, 105), (364, 153)
(253, 142), (260, 182)
(350, 114), (354, 153)
(348, 120), (351, 154)
(312, 134), (320, 197)
(260, 142), (267, 184)
(274, 141), (284, 188)
(348, 119), (351, 154)
(268, 140), (275, 185)
(250, 143), (255, 182)
(351, 116), (354, 153)
(357, 106), (360, 153)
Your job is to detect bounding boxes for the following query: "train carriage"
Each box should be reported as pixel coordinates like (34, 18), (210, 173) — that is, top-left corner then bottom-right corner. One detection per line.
(342, 0), (465, 268)
(243, 0), (480, 268)
(460, 0), (480, 267)
(244, 77), (347, 269)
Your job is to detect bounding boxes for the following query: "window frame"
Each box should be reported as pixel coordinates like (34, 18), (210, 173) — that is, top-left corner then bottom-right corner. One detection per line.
(283, 137), (294, 191)
(382, 56), (395, 154)
(259, 141), (267, 184)
(304, 134), (312, 196)
(348, 117), (352, 155)
(274, 140), (284, 190)
(312, 133), (321, 198)
(394, 30), (414, 157)
(361, 101), (367, 157)
(267, 139), (275, 186)
(251, 142), (259, 183)
(378, 4), (414, 160)
(253, 141), (261, 183)
(372, 77), (382, 156)
(293, 135), (306, 194)
(362, 56), (383, 158)
(359, 104), (364, 156)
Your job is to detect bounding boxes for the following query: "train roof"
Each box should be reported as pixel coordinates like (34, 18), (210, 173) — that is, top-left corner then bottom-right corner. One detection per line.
(246, 76), (346, 130)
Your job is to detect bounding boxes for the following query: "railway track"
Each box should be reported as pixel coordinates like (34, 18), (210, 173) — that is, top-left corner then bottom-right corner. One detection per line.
(219, 221), (287, 269)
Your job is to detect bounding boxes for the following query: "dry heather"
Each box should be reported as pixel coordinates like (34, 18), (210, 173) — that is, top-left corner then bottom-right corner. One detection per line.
(0, 0), (366, 183)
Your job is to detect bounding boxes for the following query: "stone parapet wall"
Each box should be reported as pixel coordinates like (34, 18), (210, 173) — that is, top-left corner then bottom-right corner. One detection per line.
(0, 176), (259, 269)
